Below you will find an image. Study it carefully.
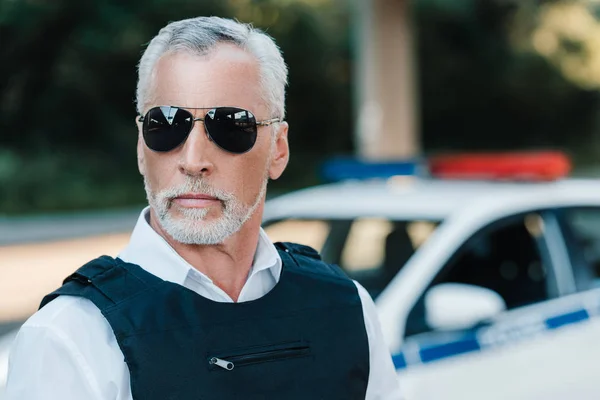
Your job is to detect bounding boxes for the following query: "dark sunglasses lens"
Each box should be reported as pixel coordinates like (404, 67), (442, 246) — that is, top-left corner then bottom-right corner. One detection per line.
(204, 107), (258, 154)
(142, 107), (193, 152)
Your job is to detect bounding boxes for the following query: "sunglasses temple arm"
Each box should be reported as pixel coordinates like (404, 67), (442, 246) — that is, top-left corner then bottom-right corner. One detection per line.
(257, 118), (282, 127)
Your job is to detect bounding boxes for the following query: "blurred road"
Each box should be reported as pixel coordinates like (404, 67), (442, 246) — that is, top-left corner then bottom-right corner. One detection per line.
(0, 207), (141, 246)
(0, 207), (142, 323)
(0, 323), (21, 338)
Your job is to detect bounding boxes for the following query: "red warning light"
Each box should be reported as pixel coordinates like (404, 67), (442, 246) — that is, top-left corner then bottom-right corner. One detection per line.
(428, 151), (571, 181)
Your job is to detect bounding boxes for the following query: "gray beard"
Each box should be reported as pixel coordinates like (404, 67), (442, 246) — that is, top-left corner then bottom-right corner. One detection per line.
(144, 175), (268, 245)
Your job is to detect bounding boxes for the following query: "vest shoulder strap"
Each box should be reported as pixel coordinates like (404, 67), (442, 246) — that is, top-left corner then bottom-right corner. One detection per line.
(39, 255), (161, 312)
(275, 242), (350, 282)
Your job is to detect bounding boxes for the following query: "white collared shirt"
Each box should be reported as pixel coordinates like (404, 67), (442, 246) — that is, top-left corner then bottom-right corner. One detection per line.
(5, 208), (402, 399)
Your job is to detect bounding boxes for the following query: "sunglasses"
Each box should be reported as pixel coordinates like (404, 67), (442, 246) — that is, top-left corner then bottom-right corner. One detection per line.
(138, 106), (281, 154)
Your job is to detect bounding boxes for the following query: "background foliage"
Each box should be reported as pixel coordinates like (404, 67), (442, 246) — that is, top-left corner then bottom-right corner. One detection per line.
(1, 0), (600, 214)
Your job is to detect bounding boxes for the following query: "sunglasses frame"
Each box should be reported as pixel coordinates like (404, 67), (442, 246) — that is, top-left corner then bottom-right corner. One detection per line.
(138, 106), (282, 154)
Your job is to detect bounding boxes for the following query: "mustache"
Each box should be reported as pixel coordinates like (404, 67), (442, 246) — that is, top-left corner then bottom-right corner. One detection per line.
(154, 178), (235, 204)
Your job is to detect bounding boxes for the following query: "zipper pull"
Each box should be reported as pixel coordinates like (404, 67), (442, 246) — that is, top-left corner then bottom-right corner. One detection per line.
(209, 357), (234, 370)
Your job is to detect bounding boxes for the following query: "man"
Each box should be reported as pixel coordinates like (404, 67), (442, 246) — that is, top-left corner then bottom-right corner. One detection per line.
(6, 16), (402, 399)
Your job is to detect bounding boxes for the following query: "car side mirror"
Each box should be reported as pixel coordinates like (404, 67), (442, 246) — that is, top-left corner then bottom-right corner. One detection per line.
(424, 283), (507, 331)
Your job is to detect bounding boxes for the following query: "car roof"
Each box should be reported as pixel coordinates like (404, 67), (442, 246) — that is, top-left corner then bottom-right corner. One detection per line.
(263, 177), (600, 221)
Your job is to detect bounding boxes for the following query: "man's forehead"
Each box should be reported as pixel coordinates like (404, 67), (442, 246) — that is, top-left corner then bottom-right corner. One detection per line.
(149, 46), (264, 110)
(154, 46), (259, 83)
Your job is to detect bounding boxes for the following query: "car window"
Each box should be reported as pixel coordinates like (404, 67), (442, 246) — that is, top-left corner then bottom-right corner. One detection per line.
(557, 207), (600, 291)
(339, 218), (439, 298)
(405, 213), (552, 337)
(264, 217), (440, 299)
(263, 219), (331, 253)
(341, 219), (438, 271)
(341, 218), (394, 272)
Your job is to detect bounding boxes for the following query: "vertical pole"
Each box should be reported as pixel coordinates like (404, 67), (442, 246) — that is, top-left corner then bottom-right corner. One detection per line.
(354, 0), (419, 160)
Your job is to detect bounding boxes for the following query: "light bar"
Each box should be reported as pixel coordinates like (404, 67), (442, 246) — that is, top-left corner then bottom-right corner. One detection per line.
(320, 151), (571, 183)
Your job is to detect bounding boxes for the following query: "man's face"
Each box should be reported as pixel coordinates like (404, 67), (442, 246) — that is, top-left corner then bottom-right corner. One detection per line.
(137, 45), (289, 244)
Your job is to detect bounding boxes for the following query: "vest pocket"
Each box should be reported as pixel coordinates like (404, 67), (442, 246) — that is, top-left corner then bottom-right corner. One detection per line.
(208, 341), (311, 371)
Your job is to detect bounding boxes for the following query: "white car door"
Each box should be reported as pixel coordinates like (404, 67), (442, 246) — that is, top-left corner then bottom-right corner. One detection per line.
(395, 209), (600, 400)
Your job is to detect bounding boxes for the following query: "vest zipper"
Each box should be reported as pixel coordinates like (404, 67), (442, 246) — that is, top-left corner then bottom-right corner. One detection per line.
(209, 357), (234, 370)
(208, 342), (310, 371)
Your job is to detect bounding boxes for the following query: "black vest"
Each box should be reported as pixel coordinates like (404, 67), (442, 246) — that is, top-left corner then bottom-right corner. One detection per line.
(40, 242), (370, 400)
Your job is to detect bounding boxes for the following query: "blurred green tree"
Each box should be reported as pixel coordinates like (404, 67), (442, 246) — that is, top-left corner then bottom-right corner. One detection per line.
(417, 0), (600, 156)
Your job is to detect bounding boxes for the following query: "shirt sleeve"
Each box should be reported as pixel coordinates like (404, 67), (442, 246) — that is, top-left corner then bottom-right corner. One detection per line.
(5, 324), (104, 400)
(354, 280), (404, 400)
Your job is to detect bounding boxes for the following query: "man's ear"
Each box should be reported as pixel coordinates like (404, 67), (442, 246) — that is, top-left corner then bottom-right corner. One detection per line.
(268, 122), (289, 180)
(136, 117), (146, 176)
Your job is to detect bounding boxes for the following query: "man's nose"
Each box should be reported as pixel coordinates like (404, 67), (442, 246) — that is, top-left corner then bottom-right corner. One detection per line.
(178, 122), (215, 177)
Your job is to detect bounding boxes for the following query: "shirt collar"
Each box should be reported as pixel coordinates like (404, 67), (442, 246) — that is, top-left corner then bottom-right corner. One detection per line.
(118, 207), (282, 286)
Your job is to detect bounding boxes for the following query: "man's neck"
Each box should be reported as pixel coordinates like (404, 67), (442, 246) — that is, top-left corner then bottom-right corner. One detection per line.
(149, 207), (264, 302)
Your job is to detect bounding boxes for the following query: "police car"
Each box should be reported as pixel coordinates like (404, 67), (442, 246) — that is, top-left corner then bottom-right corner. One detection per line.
(262, 152), (600, 399)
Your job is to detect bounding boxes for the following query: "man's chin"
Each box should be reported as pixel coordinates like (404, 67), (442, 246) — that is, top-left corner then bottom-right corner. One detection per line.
(162, 216), (239, 246)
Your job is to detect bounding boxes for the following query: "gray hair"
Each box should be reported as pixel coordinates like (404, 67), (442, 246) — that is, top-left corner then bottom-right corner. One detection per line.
(136, 16), (288, 119)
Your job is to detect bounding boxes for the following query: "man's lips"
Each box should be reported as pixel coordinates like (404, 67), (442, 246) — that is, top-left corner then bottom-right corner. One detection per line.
(172, 193), (221, 208)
